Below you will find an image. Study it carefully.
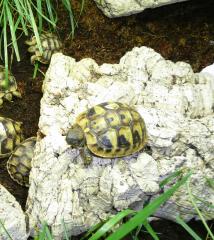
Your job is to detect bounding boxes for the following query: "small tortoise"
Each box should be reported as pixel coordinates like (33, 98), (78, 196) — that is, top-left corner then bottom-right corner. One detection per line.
(7, 137), (36, 187)
(0, 65), (21, 106)
(25, 32), (63, 64)
(66, 102), (147, 164)
(0, 117), (24, 158)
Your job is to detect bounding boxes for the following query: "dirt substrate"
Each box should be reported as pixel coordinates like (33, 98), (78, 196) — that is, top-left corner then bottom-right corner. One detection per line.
(0, 0), (213, 239)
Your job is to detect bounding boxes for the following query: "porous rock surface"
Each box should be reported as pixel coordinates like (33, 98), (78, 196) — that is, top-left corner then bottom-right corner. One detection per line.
(0, 184), (28, 240)
(26, 47), (214, 239)
(93, 0), (189, 18)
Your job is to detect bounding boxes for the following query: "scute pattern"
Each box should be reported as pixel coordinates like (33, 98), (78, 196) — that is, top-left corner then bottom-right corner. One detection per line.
(0, 117), (23, 158)
(0, 65), (21, 106)
(25, 33), (63, 64)
(77, 102), (147, 158)
(7, 137), (36, 187)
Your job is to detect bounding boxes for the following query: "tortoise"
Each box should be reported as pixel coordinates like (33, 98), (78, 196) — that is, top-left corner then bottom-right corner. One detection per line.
(25, 32), (63, 64)
(7, 137), (36, 187)
(0, 117), (24, 158)
(0, 65), (21, 106)
(66, 102), (147, 165)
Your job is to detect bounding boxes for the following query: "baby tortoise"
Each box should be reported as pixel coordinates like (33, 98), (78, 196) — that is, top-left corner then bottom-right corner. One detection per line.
(7, 137), (36, 187)
(25, 32), (63, 64)
(0, 117), (24, 158)
(66, 102), (147, 165)
(0, 65), (21, 106)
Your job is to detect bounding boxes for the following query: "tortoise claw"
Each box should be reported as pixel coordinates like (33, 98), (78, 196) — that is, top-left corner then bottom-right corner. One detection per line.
(80, 146), (93, 166)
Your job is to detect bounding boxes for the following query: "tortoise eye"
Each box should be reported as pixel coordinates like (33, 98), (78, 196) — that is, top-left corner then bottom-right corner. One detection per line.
(120, 114), (125, 119)
(88, 107), (96, 117)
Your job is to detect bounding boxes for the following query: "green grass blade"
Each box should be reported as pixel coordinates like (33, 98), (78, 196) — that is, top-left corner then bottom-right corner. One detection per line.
(26, 0), (42, 53)
(0, 2), (4, 24)
(30, 1), (56, 28)
(61, 219), (69, 240)
(5, 1), (20, 61)
(33, 62), (39, 79)
(133, 224), (143, 239)
(131, 235), (140, 240)
(79, 0), (86, 16)
(88, 209), (135, 240)
(44, 224), (53, 239)
(0, 219), (13, 240)
(192, 195), (214, 209)
(143, 220), (159, 240)
(16, 0), (30, 19)
(61, 0), (77, 38)
(45, 0), (57, 27)
(13, 0), (28, 35)
(3, 5), (9, 89)
(14, 16), (21, 30)
(176, 216), (203, 240)
(186, 180), (214, 240)
(0, 31), (3, 60)
(38, 222), (53, 240)
(36, 0), (43, 33)
(75, 0), (86, 26)
(106, 171), (192, 240)
(37, 224), (46, 240)
(159, 169), (183, 188)
(81, 221), (106, 240)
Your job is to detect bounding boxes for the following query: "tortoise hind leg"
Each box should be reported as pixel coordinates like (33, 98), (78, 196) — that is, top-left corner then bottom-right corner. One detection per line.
(80, 146), (93, 165)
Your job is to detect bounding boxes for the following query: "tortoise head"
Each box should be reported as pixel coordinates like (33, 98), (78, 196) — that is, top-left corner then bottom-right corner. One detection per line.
(66, 124), (85, 148)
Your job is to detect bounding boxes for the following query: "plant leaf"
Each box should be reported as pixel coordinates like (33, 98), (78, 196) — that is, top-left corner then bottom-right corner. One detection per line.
(176, 216), (203, 240)
(106, 171), (192, 240)
(88, 209), (135, 240)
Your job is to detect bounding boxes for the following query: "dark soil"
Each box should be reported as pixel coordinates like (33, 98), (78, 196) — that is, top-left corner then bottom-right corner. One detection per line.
(0, 0), (213, 239)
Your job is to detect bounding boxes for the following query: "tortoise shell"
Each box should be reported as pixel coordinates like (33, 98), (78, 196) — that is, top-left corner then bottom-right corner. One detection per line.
(0, 65), (21, 106)
(7, 137), (36, 187)
(76, 102), (147, 158)
(25, 32), (63, 64)
(0, 117), (24, 158)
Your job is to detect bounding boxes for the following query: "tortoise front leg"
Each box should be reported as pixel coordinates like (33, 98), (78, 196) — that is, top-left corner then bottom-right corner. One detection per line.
(80, 146), (93, 166)
(4, 93), (13, 101)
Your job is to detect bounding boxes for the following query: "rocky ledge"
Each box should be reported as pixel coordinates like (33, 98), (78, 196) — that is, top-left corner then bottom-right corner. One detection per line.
(25, 46), (214, 239)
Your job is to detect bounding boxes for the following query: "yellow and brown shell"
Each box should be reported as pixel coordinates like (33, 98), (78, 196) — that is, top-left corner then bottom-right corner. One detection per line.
(7, 137), (36, 187)
(0, 65), (21, 106)
(76, 102), (147, 158)
(0, 117), (24, 158)
(25, 32), (63, 64)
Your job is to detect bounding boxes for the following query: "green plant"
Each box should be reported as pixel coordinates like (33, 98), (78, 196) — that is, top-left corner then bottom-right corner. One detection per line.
(83, 169), (214, 240)
(0, 0), (85, 88)
(34, 222), (53, 240)
(186, 179), (214, 239)
(0, 219), (13, 240)
(1, 170), (213, 240)
(83, 170), (192, 240)
(174, 177), (214, 240)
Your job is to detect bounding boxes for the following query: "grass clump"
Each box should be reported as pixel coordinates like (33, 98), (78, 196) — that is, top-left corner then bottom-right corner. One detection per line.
(0, 0), (85, 87)
(1, 169), (213, 239)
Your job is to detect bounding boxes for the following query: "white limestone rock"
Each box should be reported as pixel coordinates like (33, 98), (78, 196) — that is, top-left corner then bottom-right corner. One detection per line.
(26, 47), (214, 239)
(93, 0), (189, 18)
(201, 62), (214, 78)
(0, 184), (28, 240)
